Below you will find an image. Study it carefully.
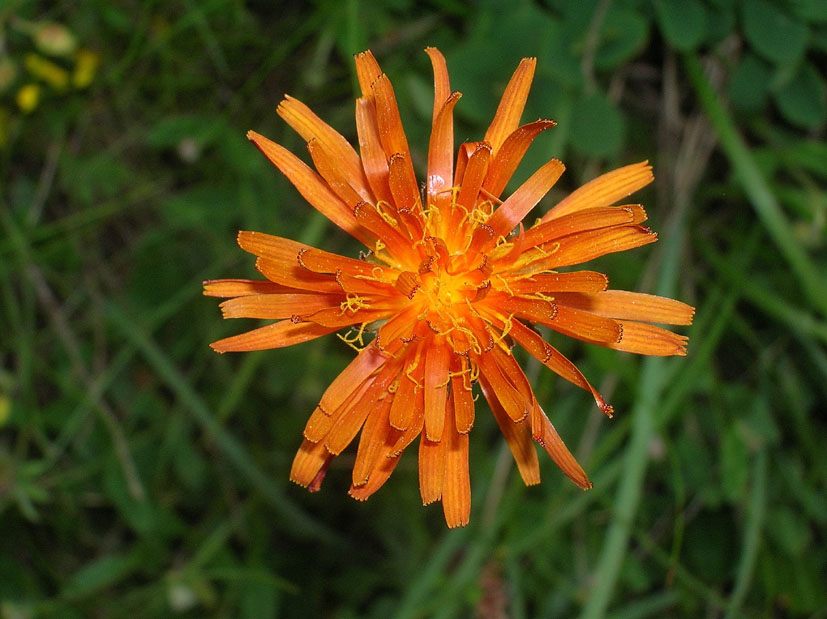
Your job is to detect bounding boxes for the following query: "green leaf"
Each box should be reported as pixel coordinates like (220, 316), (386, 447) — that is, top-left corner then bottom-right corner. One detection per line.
(62, 553), (139, 600)
(813, 28), (827, 53)
(59, 152), (132, 205)
(448, 6), (561, 122)
(568, 91), (625, 157)
(594, 8), (649, 70)
(146, 114), (229, 150)
(773, 62), (827, 128)
(742, 0), (809, 65)
(684, 510), (737, 582)
(704, 4), (736, 44)
(791, 0), (827, 22)
(768, 507), (811, 556)
(654, 0), (707, 51)
(729, 53), (771, 111)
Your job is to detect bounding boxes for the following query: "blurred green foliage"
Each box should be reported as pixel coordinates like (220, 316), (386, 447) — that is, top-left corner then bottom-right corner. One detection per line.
(1, 0), (826, 617)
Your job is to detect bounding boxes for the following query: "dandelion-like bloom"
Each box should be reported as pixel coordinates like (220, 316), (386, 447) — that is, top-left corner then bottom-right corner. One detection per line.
(205, 48), (693, 528)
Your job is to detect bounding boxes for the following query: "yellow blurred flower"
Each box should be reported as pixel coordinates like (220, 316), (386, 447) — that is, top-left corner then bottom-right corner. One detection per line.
(25, 53), (69, 91)
(73, 49), (100, 89)
(0, 395), (10, 427)
(33, 22), (78, 57)
(16, 83), (40, 112)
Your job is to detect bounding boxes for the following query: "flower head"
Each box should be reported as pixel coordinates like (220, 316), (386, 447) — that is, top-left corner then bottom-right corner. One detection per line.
(205, 48), (693, 528)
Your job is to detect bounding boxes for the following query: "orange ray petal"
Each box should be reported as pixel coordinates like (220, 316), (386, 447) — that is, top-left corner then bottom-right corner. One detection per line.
(255, 257), (342, 294)
(303, 405), (336, 444)
(454, 140), (482, 186)
(238, 230), (308, 261)
(219, 293), (340, 320)
(324, 360), (399, 455)
(246, 131), (373, 245)
(240, 231), (359, 292)
(390, 418), (425, 461)
(427, 92), (461, 213)
(354, 50), (383, 99)
(531, 402), (592, 490)
(354, 201), (420, 264)
(492, 346), (535, 404)
(277, 95), (372, 202)
(389, 373), (421, 432)
(483, 120), (556, 198)
(484, 313), (612, 415)
(484, 158), (565, 245)
(442, 396), (471, 528)
(372, 73), (412, 162)
(423, 340), (451, 441)
(388, 152), (425, 226)
(604, 321), (689, 356)
(355, 98), (393, 205)
(418, 433), (445, 505)
(479, 375), (540, 486)
(290, 437), (334, 488)
(522, 205), (647, 248)
(523, 225), (658, 271)
(426, 47), (452, 122)
(297, 246), (391, 280)
(542, 161), (653, 221)
(352, 394), (398, 486)
(348, 452), (403, 501)
(389, 372), (426, 456)
(306, 138), (367, 208)
(453, 142), (491, 229)
(210, 320), (338, 353)
(476, 350), (530, 423)
(389, 345), (424, 430)
(507, 271), (609, 294)
(240, 231), (387, 284)
(554, 291), (695, 325)
(334, 270), (399, 297)
(202, 279), (296, 297)
(318, 344), (387, 415)
(301, 306), (391, 328)
(451, 356), (475, 433)
(484, 57), (536, 155)
(306, 379), (374, 443)
(375, 304), (420, 352)
(495, 296), (621, 345)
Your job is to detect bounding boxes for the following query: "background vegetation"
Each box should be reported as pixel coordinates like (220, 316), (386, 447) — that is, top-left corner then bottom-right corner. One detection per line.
(1, 0), (825, 617)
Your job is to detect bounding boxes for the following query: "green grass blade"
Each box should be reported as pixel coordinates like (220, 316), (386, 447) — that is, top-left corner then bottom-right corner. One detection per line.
(685, 55), (827, 317)
(724, 449), (767, 619)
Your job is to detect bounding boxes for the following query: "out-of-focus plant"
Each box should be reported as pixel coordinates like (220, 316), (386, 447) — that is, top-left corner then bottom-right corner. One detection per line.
(0, 13), (99, 144)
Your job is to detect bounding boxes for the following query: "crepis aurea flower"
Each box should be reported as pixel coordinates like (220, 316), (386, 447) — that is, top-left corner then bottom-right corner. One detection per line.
(204, 48), (694, 528)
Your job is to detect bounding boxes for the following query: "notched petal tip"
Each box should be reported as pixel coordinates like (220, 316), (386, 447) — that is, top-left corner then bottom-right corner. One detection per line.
(369, 72), (388, 90)
(236, 229), (254, 248)
(600, 401), (614, 419)
(534, 117), (557, 127)
(446, 518), (469, 529)
(348, 489), (369, 502)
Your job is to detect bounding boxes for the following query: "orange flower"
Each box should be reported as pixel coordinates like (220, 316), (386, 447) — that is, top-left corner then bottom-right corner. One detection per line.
(205, 48), (693, 528)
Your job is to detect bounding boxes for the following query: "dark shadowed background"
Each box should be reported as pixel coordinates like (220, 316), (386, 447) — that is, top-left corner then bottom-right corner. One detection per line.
(1, 0), (826, 617)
